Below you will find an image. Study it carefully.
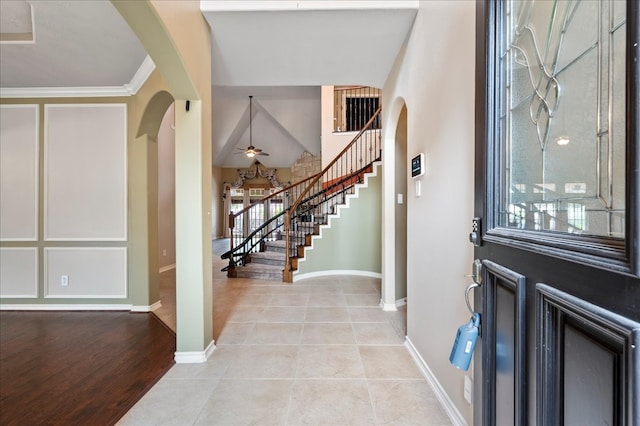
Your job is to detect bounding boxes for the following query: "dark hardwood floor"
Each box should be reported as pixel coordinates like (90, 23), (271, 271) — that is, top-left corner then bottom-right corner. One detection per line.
(0, 311), (175, 425)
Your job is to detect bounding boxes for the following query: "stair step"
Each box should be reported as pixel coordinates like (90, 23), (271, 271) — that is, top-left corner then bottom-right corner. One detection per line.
(264, 240), (287, 253)
(250, 251), (285, 266)
(233, 263), (283, 281)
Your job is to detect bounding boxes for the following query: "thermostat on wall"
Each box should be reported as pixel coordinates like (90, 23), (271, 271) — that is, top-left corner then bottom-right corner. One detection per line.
(411, 153), (425, 178)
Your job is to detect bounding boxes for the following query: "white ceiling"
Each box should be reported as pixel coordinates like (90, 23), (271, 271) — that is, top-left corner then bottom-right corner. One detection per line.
(0, 1), (147, 90)
(0, 0), (417, 168)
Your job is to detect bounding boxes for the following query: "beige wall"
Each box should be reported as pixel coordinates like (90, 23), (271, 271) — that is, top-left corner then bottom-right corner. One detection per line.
(321, 86), (357, 169)
(382, 1), (476, 423)
(158, 103), (176, 269)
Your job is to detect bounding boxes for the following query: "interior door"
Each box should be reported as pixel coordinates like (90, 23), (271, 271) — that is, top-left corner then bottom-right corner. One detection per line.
(473, 1), (639, 425)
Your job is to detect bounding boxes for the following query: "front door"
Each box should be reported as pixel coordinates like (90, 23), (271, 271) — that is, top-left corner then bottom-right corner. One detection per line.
(474, 1), (639, 424)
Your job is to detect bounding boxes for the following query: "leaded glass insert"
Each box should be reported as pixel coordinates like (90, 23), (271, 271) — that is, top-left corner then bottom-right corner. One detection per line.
(499, 0), (626, 238)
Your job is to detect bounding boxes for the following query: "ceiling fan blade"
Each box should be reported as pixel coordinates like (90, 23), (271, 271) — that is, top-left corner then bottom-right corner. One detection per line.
(257, 152), (270, 156)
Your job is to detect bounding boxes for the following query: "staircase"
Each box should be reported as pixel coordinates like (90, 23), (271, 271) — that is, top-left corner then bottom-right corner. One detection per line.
(230, 240), (287, 280)
(222, 104), (381, 283)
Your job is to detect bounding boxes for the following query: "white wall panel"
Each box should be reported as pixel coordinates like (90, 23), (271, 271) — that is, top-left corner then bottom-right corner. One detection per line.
(0, 105), (39, 241)
(44, 104), (127, 240)
(0, 248), (38, 298)
(44, 247), (127, 298)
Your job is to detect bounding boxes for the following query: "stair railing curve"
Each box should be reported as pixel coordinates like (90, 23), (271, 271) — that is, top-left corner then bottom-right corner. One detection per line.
(223, 172), (320, 273)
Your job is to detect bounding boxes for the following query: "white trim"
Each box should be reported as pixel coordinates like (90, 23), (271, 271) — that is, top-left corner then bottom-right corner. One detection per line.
(396, 297), (407, 307)
(0, 304), (131, 311)
(293, 270), (381, 282)
(44, 104), (128, 242)
(159, 263), (176, 273)
(0, 56), (156, 98)
(380, 300), (398, 312)
(123, 55), (156, 95)
(131, 300), (162, 312)
(0, 104), (39, 241)
(44, 247), (128, 299)
(174, 340), (216, 364)
(405, 337), (468, 426)
(0, 247), (38, 298)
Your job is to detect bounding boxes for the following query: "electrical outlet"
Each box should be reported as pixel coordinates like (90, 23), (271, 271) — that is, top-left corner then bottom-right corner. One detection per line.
(60, 275), (69, 287)
(162, 249), (167, 257)
(464, 375), (472, 404)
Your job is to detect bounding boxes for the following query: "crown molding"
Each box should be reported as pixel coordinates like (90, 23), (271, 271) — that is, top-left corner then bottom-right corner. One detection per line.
(0, 55), (156, 99)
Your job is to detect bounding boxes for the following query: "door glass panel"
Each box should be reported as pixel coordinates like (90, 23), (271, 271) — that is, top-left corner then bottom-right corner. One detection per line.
(500, 0), (626, 238)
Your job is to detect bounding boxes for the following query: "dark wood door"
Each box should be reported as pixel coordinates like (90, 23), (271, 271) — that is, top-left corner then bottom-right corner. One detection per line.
(473, 1), (639, 424)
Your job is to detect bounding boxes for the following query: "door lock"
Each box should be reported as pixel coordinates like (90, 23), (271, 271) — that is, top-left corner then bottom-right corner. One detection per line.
(469, 217), (482, 247)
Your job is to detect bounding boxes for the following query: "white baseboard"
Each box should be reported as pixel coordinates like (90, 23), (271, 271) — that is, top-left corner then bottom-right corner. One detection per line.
(0, 304), (132, 311)
(130, 300), (162, 312)
(405, 337), (468, 426)
(159, 264), (176, 273)
(396, 297), (407, 308)
(380, 300), (398, 311)
(174, 339), (216, 364)
(293, 270), (381, 282)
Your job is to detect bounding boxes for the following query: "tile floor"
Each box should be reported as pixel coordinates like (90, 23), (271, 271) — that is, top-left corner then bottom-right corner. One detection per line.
(119, 241), (451, 425)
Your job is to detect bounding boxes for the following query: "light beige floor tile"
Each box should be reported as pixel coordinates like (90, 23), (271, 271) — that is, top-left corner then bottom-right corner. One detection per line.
(258, 306), (307, 322)
(368, 380), (452, 425)
(307, 292), (348, 307)
(301, 322), (356, 344)
(226, 305), (264, 322)
(345, 293), (382, 307)
(349, 307), (388, 322)
(359, 346), (424, 379)
(194, 379), (293, 425)
(162, 346), (239, 379)
(236, 293), (272, 306)
(117, 379), (219, 425)
(223, 345), (298, 378)
(286, 380), (375, 425)
(353, 322), (405, 344)
(295, 345), (365, 378)
(215, 322), (255, 344)
(305, 307), (351, 322)
(267, 293), (309, 306)
(341, 281), (381, 295)
(245, 322), (303, 344)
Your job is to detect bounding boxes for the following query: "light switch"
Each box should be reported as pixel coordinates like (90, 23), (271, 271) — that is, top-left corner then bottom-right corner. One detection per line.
(397, 193), (403, 204)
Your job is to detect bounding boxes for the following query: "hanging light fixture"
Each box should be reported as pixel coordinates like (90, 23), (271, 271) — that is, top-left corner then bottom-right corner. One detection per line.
(234, 95), (270, 158)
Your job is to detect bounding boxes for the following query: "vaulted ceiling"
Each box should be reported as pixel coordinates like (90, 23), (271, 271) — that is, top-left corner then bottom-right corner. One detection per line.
(0, 0), (417, 168)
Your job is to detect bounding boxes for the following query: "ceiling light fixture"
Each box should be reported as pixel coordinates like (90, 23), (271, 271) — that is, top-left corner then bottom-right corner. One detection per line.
(234, 95), (270, 158)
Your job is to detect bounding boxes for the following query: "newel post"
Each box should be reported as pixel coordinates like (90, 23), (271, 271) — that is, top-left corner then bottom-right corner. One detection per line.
(283, 210), (293, 283)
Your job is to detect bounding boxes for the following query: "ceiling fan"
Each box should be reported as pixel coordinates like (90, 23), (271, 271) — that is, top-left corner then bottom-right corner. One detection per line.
(235, 95), (269, 158)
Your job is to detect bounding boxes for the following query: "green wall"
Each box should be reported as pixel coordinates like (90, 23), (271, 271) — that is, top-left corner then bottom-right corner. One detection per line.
(296, 163), (381, 277)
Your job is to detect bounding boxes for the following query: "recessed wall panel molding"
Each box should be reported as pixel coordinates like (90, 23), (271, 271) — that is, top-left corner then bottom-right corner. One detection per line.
(0, 105), (39, 241)
(44, 104), (127, 241)
(0, 247), (38, 298)
(44, 247), (127, 298)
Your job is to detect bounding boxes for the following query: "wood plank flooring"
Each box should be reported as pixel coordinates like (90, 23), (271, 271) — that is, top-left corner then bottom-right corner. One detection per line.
(0, 311), (175, 426)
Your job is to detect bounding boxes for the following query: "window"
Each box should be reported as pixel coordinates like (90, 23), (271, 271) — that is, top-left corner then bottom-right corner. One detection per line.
(333, 86), (381, 132)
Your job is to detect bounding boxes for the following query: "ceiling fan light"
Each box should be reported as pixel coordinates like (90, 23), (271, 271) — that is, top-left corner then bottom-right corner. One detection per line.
(246, 151), (255, 158)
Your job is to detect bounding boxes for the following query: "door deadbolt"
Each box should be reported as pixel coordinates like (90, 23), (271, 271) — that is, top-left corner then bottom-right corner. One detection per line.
(469, 217), (482, 247)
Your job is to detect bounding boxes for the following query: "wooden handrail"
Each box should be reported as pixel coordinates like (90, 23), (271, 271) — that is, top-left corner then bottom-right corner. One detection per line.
(227, 172), (321, 263)
(283, 105), (382, 281)
(228, 172), (321, 221)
